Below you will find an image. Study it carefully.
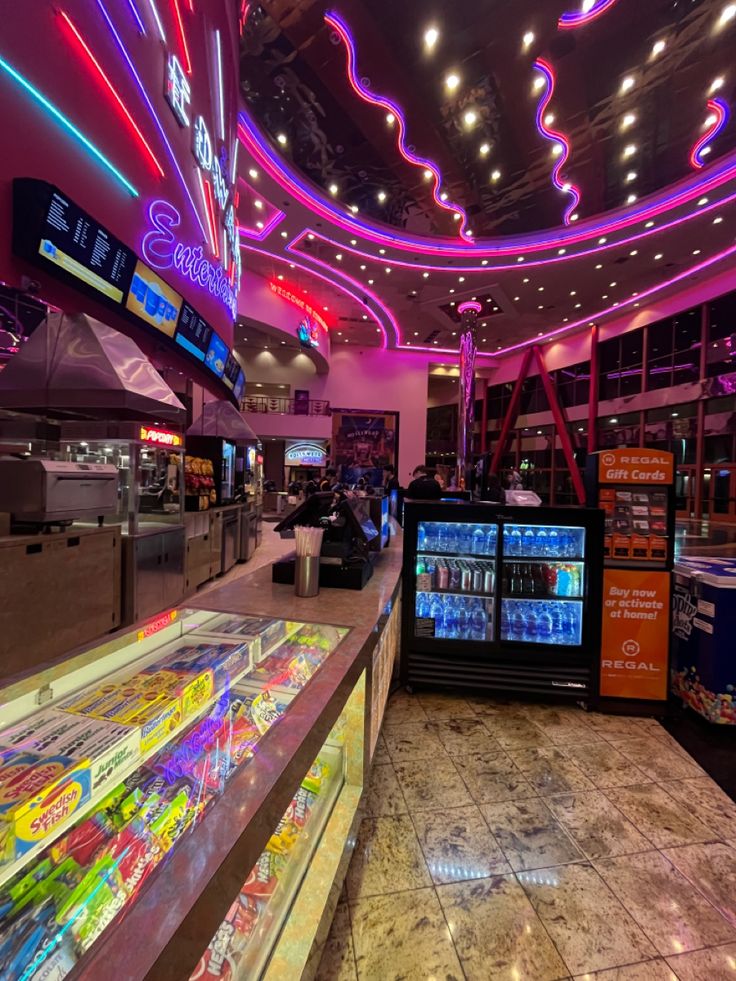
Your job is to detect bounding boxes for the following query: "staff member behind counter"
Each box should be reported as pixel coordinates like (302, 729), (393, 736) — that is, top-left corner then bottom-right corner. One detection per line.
(406, 466), (443, 500)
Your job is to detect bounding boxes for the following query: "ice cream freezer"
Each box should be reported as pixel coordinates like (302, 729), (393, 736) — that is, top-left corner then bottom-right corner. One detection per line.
(401, 501), (605, 699)
(671, 556), (736, 724)
(0, 605), (366, 981)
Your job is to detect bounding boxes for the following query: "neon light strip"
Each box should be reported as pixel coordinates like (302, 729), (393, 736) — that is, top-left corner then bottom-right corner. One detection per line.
(125, 0), (147, 33)
(324, 10), (471, 242)
(534, 58), (581, 225)
(0, 52), (137, 196)
(559, 0), (620, 30)
(239, 108), (736, 258)
(230, 138), (239, 185)
(239, 1), (250, 34)
(95, 0), (206, 237)
(457, 301), (482, 314)
(214, 29), (225, 140)
(170, 0), (192, 74)
(200, 172), (220, 258)
(690, 98), (730, 169)
(59, 11), (164, 178)
(238, 209), (285, 240)
(145, 0), (166, 42)
(268, 281), (329, 332)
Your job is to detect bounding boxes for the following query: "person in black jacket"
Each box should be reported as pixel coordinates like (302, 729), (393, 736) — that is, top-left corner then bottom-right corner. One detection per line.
(406, 466), (442, 500)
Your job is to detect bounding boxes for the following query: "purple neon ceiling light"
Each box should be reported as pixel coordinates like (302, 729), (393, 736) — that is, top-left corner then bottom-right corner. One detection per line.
(534, 58), (581, 226)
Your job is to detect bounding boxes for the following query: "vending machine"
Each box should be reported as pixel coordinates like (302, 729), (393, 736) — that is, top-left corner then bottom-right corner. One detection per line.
(400, 501), (604, 699)
(585, 449), (675, 710)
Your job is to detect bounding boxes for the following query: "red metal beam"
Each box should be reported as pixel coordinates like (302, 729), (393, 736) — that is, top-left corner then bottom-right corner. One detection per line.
(533, 345), (586, 505)
(489, 346), (534, 474)
(588, 323), (599, 455)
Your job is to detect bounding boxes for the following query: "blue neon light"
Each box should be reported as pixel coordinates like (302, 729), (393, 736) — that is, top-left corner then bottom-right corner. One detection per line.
(0, 53), (137, 197)
(125, 0), (147, 34)
(94, 0), (208, 239)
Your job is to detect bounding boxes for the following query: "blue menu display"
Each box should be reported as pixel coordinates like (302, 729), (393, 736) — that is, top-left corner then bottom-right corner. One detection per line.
(233, 369), (246, 402)
(175, 302), (213, 362)
(205, 332), (228, 377)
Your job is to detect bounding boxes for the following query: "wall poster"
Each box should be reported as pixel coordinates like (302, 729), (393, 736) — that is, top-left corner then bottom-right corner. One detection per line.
(331, 409), (398, 486)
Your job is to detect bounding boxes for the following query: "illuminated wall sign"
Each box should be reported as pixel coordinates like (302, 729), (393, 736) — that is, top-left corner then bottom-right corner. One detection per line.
(268, 281), (328, 333)
(142, 200), (238, 318)
(285, 440), (328, 467)
(137, 608), (178, 642)
(165, 54), (191, 127)
(297, 316), (320, 348)
(139, 425), (183, 446)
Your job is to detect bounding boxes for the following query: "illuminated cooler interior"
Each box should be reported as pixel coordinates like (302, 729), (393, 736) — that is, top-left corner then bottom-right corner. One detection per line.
(0, 610), (351, 981)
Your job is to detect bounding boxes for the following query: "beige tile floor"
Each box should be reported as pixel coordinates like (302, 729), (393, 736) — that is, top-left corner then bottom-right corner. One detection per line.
(316, 691), (736, 981)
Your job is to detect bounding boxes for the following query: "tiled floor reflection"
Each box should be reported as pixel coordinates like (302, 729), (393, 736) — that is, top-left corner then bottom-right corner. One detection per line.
(318, 692), (736, 981)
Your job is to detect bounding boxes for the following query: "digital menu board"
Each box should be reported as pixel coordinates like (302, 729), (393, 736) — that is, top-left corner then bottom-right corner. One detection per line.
(24, 185), (137, 305)
(12, 179), (241, 402)
(205, 332), (228, 378)
(175, 302), (213, 362)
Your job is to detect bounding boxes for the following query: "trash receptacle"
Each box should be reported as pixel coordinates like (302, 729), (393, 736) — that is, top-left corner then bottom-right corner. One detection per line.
(672, 556), (736, 724)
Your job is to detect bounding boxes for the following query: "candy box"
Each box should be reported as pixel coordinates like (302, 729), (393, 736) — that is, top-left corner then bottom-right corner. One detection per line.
(134, 668), (215, 721)
(190, 893), (262, 981)
(124, 695), (182, 755)
(154, 642), (251, 690)
(0, 709), (92, 754)
(241, 849), (284, 899)
(2, 758), (92, 859)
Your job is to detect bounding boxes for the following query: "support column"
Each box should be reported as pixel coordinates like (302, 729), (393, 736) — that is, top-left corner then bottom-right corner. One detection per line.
(480, 377), (489, 455)
(588, 323), (599, 455)
(456, 301), (481, 489)
(695, 301), (709, 520)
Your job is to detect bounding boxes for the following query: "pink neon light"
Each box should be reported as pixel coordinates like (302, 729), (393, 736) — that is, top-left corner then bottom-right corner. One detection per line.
(534, 58), (581, 225)
(240, 243), (394, 348)
(238, 108), (736, 259)
(324, 10), (472, 242)
(457, 301), (482, 314)
(690, 98), (730, 170)
(201, 174), (220, 259)
(237, 177), (286, 240)
(268, 281), (329, 332)
(59, 10), (164, 178)
(558, 0), (620, 30)
(170, 0), (192, 74)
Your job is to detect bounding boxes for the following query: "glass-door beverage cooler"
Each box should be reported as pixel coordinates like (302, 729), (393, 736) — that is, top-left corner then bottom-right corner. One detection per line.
(401, 501), (604, 698)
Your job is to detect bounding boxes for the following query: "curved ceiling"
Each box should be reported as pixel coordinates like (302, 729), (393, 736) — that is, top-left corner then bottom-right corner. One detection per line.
(240, 0), (736, 238)
(235, 0), (736, 359)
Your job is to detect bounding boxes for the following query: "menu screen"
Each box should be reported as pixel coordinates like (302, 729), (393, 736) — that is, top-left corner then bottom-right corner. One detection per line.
(35, 189), (136, 304)
(175, 302), (213, 361)
(125, 260), (182, 337)
(222, 352), (240, 390)
(205, 332), (228, 377)
(233, 369), (246, 402)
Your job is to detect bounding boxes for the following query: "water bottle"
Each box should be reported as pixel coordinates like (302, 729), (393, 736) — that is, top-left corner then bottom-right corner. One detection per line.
(486, 526), (497, 556)
(548, 527), (560, 557)
(444, 596), (459, 639)
(565, 605), (579, 644)
(446, 524), (458, 552)
(457, 597), (470, 639)
(509, 526), (522, 556)
(470, 600), (487, 641)
(524, 604), (539, 643)
(523, 527), (535, 556)
(536, 526), (548, 556)
(511, 603), (525, 641)
(501, 604), (511, 641)
(416, 593), (430, 618)
(537, 605), (553, 644)
(425, 523), (438, 551)
(456, 523), (469, 554)
(550, 603), (565, 643)
(472, 525), (485, 555)
(437, 523), (448, 553)
(430, 596), (444, 636)
(417, 522), (427, 551)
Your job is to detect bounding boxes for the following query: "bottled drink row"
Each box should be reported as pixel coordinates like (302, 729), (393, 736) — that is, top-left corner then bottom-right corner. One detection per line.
(417, 556), (494, 595)
(415, 592), (491, 641)
(418, 522), (498, 557)
(501, 599), (582, 646)
(503, 562), (582, 598)
(503, 524), (584, 559)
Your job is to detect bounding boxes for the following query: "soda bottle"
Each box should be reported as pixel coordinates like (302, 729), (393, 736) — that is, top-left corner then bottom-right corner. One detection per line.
(437, 561), (449, 591)
(537, 605), (553, 643)
(548, 527), (560, 556)
(417, 522), (427, 551)
(524, 527), (535, 555)
(524, 604), (539, 643)
(570, 565), (581, 597)
(446, 523), (459, 553)
(472, 525), (485, 554)
(437, 523), (448, 553)
(557, 565), (570, 597)
(486, 526), (497, 556)
(536, 526), (548, 556)
(470, 600), (487, 641)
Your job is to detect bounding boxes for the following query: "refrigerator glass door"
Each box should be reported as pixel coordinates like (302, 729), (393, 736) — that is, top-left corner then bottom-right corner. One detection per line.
(414, 519), (498, 641)
(500, 522), (586, 647)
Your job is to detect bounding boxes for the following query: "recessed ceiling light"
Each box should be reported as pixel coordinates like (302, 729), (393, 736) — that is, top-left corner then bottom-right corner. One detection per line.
(280, 231), (288, 238)
(625, 171), (637, 183)
(463, 110), (478, 128)
(445, 72), (460, 92)
(449, 288), (455, 294)
(335, 253), (343, 261)
(255, 220), (263, 229)
(324, 305), (329, 311)
(424, 26), (439, 49)
(693, 248), (702, 255)
(602, 294), (608, 299)
(385, 266), (391, 273)
(490, 169), (501, 182)
(620, 76), (635, 94)
(276, 132), (287, 145)
(544, 112), (555, 126)
(621, 112), (636, 130)
(349, 204), (359, 214)
(360, 264), (366, 270)
(551, 143), (563, 158)
(714, 215), (724, 223)
(570, 212), (579, 222)
(254, 199), (263, 210)
(522, 30), (535, 49)
(719, 4), (736, 27)
(328, 183), (338, 196)
(307, 232), (314, 240)
(479, 142), (490, 156)
(537, 286), (544, 292)
(517, 256), (525, 263)
(645, 220), (655, 228)
(627, 194), (637, 204)
(248, 168), (259, 179)
(655, 253), (663, 260)
(598, 236), (607, 244)
(523, 277), (530, 284)
(630, 249), (638, 256)
(651, 38), (666, 57)
(277, 274), (283, 280)
(533, 75), (546, 92)
(609, 281), (617, 287)
(423, 271), (429, 278)
(350, 238), (357, 245)
(362, 314), (368, 320)
(368, 278), (374, 284)
(453, 213), (461, 221)
(481, 259), (489, 266)
(386, 112), (395, 125)
(710, 76), (725, 94)
(574, 302), (582, 308)
(440, 191), (448, 201)
(563, 318), (568, 323)
(423, 169), (433, 181)
(570, 290), (577, 296)
(458, 276), (465, 282)
(538, 304), (544, 310)
(623, 144), (637, 158)
(514, 295), (520, 301)
(595, 263), (603, 269)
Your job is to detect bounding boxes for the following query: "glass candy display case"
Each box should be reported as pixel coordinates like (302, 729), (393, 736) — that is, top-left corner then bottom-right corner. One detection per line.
(0, 608), (363, 981)
(402, 501), (604, 699)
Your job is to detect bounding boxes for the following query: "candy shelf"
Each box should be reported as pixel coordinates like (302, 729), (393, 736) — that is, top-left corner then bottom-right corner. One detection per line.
(0, 611), (353, 981)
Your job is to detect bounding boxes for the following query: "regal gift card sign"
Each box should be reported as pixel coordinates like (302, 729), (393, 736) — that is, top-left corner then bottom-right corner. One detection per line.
(598, 449), (674, 485)
(600, 569), (670, 700)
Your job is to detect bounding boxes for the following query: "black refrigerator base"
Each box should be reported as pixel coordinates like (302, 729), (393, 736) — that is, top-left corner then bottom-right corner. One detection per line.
(272, 554), (374, 590)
